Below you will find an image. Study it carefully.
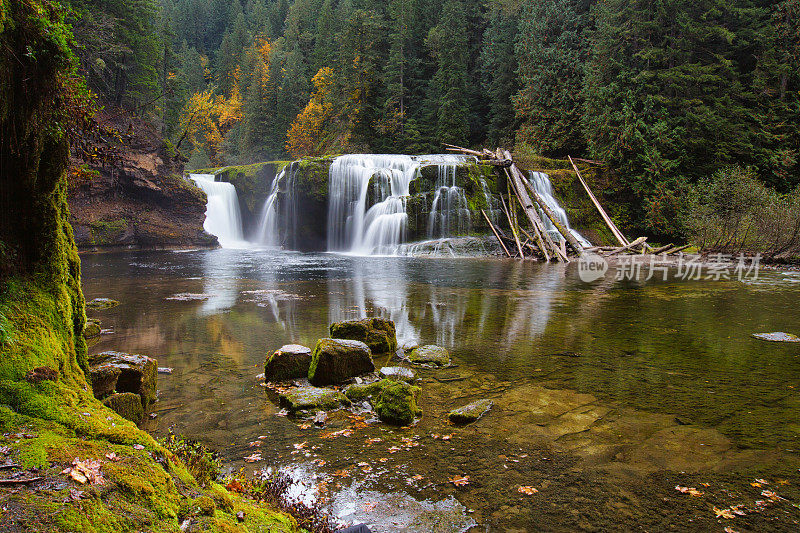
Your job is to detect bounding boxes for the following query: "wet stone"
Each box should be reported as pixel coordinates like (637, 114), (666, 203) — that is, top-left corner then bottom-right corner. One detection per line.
(448, 399), (493, 424)
(85, 297), (119, 310)
(408, 345), (450, 367)
(330, 317), (398, 354)
(83, 318), (102, 338)
(308, 338), (374, 386)
(278, 386), (350, 414)
(379, 366), (417, 383)
(752, 332), (800, 342)
(375, 380), (421, 426)
(102, 392), (144, 423)
(88, 351), (157, 408)
(264, 344), (313, 382)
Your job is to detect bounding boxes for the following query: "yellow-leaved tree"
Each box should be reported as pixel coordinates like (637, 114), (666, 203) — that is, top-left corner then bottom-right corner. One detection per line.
(286, 67), (335, 158)
(177, 86), (242, 165)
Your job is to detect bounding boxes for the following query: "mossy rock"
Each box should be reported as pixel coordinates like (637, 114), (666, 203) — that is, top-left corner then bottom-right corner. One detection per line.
(86, 298), (119, 311)
(102, 392), (144, 423)
(448, 399), (493, 424)
(193, 496), (217, 517)
(264, 344), (312, 382)
(329, 317), (398, 354)
(83, 318), (101, 338)
(408, 345), (450, 367)
(278, 386), (350, 414)
(88, 351), (157, 408)
(308, 338), (374, 386)
(375, 380), (421, 426)
(344, 379), (389, 402)
(89, 364), (121, 399)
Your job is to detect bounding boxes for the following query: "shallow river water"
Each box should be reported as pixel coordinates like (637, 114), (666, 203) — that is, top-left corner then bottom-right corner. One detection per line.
(81, 249), (800, 532)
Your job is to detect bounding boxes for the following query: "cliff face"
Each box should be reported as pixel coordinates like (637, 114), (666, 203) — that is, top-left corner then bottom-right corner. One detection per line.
(67, 113), (217, 251)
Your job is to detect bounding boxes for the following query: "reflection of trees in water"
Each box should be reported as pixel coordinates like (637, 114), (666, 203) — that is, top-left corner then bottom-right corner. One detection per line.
(325, 258), (568, 351)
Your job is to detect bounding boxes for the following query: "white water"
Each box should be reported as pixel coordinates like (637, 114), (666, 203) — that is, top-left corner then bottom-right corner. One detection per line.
(528, 171), (591, 247)
(428, 160), (471, 239)
(256, 168), (285, 247)
(327, 154), (476, 255)
(189, 173), (245, 247)
(327, 154), (419, 255)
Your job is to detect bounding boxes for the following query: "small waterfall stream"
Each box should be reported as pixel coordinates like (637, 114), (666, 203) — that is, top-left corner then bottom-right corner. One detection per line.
(189, 173), (245, 247)
(256, 163), (299, 248)
(428, 160), (471, 239)
(528, 171), (591, 247)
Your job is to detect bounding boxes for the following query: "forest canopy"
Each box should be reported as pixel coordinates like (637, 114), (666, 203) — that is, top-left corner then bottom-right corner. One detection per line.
(62, 0), (800, 235)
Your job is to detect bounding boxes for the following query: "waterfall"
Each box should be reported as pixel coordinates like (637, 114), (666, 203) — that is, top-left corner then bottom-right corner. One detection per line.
(189, 173), (244, 247)
(528, 171), (591, 247)
(427, 160), (471, 239)
(327, 154), (419, 255)
(256, 163), (300, 249)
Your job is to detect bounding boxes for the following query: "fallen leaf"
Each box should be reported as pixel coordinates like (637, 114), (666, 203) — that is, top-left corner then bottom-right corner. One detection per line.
(132, 444), (145, 450)
(366, 438), (383, 445)
(713, 507), (735, 519)
(750, 482), (762, 488)
(243, 453), (262, 463)
(293, 442), (308, 450)
(378, 457), (388, 463)
(449, 475), (470, 487)
(410, 474), (423, 481)
(724, 527), (740, 533)
(761, 490), (779, 501)
(388, 446), (401, 454)
(226, 479), (244, 492)
(675, 485), (704, 497)
(299, 423), (312, 430)
(518, 486), (538, 495)
(363, 502), (377, 512)
(755, 478), (768, 485)
(64, 458), (105, 485)
(104, 452), (119, 461)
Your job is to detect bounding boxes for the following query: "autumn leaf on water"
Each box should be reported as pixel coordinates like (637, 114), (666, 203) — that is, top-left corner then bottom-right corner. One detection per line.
(379, 457), (388, 463)
(675, 485), (704, 497)
(409, 474), (423, 481)
(299, 423), (312, 430)
(518, 486), (539, 495)
(449, 475), (470, 487)
(365, 438), (383, 445)
(244, 453), (262, 463)
(755, 478), (768, 485)
(293, 442), (308, 450)
(713, 507), (735, 519)
(248, 441), (262, 448)
(761, 490), (780, 501)
(388, 446), (401, 454)
(724, 528), (740, 533)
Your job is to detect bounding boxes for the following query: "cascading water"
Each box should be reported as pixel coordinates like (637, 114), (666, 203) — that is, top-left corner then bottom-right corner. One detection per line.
(189, 173), (245, 247)
(256, 163), (300, 249)
(327, 155), (420, 255)
(528, 171), (591, 247)
(427, 160), (471, 239)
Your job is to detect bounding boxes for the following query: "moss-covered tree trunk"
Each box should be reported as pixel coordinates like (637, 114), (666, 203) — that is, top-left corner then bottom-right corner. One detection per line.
(1, 0), (86, 377)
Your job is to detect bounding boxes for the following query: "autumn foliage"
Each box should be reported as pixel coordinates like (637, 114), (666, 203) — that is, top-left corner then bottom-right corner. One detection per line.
(286, 67), (335, 158)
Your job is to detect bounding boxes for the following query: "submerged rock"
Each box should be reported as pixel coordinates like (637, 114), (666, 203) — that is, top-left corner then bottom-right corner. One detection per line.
(279, 386), (350, 414)
(752, 332), (800, 342)
(379, 366), (417, 383)
(308, 338), (374, 386)
(83, 318), (102, 338)
(408, 345), (450, 367)
(400, 340), (420, 353)
(88, 351), (157, 408)
(264, 344), (313, 382)
(86, 297), (119, 310)
(102, 392), (144, 423)
(448, 399), (493, 424)
(330, 317), (398, 354)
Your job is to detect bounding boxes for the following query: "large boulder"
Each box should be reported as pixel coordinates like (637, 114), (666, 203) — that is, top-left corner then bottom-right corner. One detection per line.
(448, 399), (493, 424)
(88, 351), (157, 408)
(408, 345), (450, 367)
(345, 379), (422, 426)
(308, 338), (374, 386)
(103, 392), (144, 423)
(375, 380), (421, 426)
(279, 386), (350, 414)
(264, 344), (312, 382)
(330, 317), (397, 354)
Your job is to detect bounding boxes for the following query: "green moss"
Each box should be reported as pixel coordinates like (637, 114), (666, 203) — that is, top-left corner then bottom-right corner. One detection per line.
(89, 219), (128, 246)
(329, 317), (398, 354)
(374, 380), (421, 426)
(102, 392), (144, 423)
(344, 379), (390, 402)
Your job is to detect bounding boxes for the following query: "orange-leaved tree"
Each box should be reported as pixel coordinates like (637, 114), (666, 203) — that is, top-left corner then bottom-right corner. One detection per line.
(286, 67), (335, 158)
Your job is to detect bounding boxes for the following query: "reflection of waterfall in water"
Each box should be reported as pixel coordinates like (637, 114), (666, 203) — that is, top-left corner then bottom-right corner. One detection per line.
(327, 259), (419, 344)
(501, 263), (565, 345)
(256, 163), (299, 248)
(189, 174), (245, 247)
(327, 155), (419, 255)
(428, 161), (471, 238)
(528, 171), (591, 247)
(198, 250), (242, 315)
